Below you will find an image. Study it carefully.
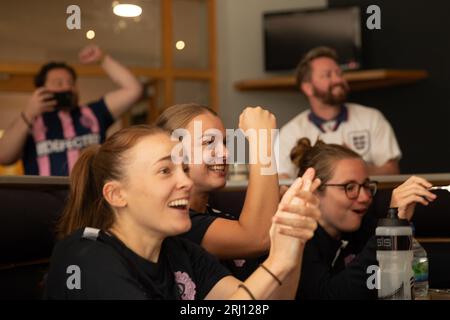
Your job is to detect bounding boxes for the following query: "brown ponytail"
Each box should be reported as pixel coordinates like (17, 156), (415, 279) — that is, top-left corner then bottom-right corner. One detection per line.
(290, 137), (314, 169)
(58, 125), (168, 239)
(290, 138), (361, 189)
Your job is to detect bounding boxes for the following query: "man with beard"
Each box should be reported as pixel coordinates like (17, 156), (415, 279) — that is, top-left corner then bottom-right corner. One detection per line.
(0, 45), (142, 176)
(278, 47), (401, 178)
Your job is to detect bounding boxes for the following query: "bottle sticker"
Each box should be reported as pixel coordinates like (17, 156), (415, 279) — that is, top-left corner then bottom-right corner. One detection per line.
(376, 235), (412, 251)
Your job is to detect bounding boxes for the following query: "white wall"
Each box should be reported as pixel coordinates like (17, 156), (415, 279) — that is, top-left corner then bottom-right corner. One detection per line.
(216, 0), (327, 128)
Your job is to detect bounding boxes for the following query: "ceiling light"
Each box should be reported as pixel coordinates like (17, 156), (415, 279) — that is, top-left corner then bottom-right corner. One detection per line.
(86, 30), (96, 40)
(113, 4), (142, 17)
(176, 41), (186, 50)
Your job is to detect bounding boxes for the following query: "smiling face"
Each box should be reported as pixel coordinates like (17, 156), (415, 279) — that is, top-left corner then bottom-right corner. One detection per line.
(117, 133), (193, 238)
(184, 112), (229, 193)
(306, 57), (349, 105)
(317, 157), (373, 238)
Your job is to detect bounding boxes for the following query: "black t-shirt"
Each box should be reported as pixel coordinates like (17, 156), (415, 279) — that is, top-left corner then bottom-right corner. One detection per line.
(180, 206), (266, 281)
(44, 228), (230, 300)
(296, 213), (379, 300)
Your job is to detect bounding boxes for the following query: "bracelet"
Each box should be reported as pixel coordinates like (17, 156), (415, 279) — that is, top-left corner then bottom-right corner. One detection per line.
(238, 284), (256, 300)
(260, 264), (282, 286)
(21, 112), (33, 130)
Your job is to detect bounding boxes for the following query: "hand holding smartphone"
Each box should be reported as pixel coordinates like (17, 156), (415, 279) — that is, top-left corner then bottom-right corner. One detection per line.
(47, 91), (76, 109)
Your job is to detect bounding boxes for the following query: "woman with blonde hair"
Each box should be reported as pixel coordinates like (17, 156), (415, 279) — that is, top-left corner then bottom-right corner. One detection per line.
(157, 104), (287, 280)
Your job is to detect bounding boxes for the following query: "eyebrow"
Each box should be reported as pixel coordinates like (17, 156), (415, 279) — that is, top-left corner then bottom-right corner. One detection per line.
(153, 155), (172, 166)
(331, 179), (368, 184)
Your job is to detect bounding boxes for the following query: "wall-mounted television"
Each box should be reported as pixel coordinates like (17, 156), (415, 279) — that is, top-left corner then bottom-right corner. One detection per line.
(263, 6), (362, 72)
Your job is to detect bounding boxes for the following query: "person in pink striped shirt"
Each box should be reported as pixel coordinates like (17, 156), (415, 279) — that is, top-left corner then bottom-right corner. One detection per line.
(0, 45), (142, 176)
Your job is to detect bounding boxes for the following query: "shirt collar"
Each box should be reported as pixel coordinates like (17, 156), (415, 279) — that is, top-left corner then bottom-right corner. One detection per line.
(308, 105), (348, 133)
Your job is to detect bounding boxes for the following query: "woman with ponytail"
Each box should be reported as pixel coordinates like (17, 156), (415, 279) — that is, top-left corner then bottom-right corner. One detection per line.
(290, 138), (437, 300)
(45, 125), (321, 300)
(156, 104), (282, 280)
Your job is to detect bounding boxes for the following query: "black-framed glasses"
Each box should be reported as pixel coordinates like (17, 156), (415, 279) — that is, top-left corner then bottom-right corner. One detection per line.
(322, 180), (378, 200)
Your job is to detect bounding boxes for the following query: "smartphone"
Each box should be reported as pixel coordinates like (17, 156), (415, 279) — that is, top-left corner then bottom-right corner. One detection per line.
(51, 91), (75, 109)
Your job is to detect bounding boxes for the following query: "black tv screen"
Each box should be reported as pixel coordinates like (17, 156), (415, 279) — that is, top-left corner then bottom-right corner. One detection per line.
(264, 6), (362, 72)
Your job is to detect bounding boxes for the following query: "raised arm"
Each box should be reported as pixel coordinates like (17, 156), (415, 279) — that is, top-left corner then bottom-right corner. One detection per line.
(78, 45), (143, 120)
(205, 170), (321, 300)
(367, 159), (400, 175)
(201, 107), (280, 259)
(0, 88), (56, 165)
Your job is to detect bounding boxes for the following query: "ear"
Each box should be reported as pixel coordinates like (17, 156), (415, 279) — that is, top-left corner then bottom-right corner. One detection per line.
(103, 181), (127, 208)
(301, 82), (313, 97)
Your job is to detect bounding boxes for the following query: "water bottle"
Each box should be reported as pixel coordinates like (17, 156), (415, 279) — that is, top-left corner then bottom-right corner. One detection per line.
(412, 236), (429, 298)
(376, 208), (414, 300)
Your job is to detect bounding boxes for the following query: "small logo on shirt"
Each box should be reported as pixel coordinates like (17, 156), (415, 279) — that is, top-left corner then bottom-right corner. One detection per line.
(233, 259), (246, 267)
(174, 271), (196, 300)
(348, 130), (370, 155)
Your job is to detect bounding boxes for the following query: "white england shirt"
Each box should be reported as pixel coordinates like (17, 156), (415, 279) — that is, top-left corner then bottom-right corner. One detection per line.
(277, 103), (402, 178)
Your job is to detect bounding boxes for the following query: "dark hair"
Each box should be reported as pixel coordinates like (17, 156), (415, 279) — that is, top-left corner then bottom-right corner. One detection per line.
(155, 103), (218, 131)
(58, 125), (169, 238)
(294, 46), (339, 89)
(34, 62), (77, 87)
(290, 138), (361, 191)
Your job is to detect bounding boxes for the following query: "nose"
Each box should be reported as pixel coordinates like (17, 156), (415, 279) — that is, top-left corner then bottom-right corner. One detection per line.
(213, 141), (228, 164)
(357, 186), (372, 203)
(330, 71), (345, 84)
(179, 169), (193, 191)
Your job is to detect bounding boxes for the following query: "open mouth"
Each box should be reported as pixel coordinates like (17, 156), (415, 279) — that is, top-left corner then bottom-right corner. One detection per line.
(352, 208), (367, 215)
(168, 198), (189, 210)
(207, 164), (227, 173)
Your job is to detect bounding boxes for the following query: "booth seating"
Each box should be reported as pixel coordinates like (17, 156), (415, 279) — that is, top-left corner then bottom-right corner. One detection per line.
(0, 176), (68, 299)
(210, 177), (450, 290)
(1, 174), (449, 299)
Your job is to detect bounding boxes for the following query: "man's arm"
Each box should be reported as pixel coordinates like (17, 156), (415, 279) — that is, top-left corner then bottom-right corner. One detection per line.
(79, 45), (143, 120)
(0, 88), (56, 165)
(367, 159), (400, 175)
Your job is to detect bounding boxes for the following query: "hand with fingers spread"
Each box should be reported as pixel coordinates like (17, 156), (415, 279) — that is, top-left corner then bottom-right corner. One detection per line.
(267, 167), (321, 268)
(390, 176), (437, 221)
(23, 87), (57, 121)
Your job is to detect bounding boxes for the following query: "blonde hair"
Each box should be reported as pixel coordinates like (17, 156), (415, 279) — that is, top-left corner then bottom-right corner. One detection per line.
(155, 103), (218, 131)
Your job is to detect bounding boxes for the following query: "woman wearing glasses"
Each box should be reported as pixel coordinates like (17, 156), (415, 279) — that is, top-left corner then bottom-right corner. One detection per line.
(289, 138), (437, 300)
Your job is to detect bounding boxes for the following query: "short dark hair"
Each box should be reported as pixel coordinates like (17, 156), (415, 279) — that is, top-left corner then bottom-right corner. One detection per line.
(34, 62), (77, 88)
(294, 47), (339, 89)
